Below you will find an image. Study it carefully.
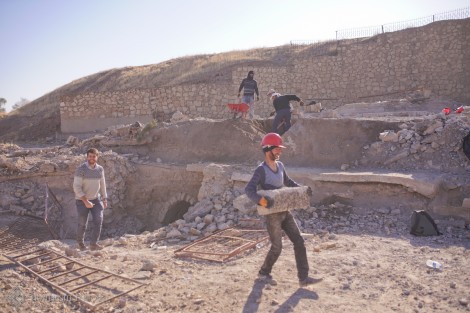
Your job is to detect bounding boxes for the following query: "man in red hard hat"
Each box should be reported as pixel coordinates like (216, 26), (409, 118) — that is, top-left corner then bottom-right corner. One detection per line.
(245, 133), (321, 287)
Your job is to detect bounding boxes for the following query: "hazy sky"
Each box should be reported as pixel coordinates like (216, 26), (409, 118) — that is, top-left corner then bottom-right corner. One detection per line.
(0, 0), (468, 112)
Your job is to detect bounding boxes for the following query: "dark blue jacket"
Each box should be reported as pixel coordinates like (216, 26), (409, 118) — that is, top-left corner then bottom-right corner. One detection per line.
(273, 94), (301, 112)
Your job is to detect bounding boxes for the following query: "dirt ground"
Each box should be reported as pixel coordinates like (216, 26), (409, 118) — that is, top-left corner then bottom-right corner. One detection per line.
(0, 210), (469, 313)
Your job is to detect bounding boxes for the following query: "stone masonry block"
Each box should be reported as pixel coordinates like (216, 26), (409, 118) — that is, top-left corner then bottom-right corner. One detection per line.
(462, 198), (470, 209)
(257, 186), (310, 216)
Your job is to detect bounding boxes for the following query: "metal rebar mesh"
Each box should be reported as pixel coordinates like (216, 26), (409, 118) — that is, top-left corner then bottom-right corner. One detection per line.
(0, 216), (54, 253)
(4, 247), (147, 309)
(174, 227), (269, 262)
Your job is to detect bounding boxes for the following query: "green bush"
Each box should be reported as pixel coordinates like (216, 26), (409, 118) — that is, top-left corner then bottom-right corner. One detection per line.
(137, 119), (157, 142)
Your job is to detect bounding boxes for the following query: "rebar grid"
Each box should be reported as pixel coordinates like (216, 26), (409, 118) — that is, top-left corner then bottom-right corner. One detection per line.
(174, 227), (269, 262)
(4, 246), (147, 309)
(0, 215), (55, 253)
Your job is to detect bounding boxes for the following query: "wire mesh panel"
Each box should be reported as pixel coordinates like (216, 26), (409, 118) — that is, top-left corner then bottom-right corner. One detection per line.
(0, 216), (54, 253)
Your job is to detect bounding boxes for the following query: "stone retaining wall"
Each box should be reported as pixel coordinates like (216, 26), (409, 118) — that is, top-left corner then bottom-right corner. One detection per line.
(61, 19), (470, 132)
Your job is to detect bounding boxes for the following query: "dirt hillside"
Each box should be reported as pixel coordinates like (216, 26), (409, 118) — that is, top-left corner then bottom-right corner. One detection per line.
(0, 44), (306, 142)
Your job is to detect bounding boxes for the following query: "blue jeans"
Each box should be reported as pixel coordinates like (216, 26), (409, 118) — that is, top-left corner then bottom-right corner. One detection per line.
(272, 108), (292, 135)
(259, 211), (309, 281)
(76, 199), (104, 245)
(242, 95), (255, 119)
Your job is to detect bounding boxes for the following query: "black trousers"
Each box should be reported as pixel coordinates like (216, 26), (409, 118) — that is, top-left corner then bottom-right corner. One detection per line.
(259, 211), (309, 281)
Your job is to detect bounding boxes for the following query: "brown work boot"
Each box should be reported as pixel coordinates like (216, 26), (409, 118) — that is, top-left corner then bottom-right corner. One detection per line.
(299, 276), (323, 287)
(90, 243), (103, 251)
(77, 242), (87, 251)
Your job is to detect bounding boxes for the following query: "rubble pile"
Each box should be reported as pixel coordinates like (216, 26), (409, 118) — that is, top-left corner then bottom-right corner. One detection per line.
(360, 114), (470, 172)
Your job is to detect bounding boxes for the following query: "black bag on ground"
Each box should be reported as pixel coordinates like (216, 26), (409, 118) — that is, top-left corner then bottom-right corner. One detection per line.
(463, 132), (470, 160)
(410, 210), (441, 236)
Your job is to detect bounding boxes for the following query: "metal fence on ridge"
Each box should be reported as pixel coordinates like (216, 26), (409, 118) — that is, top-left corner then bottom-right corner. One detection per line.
(336, 7), (469, 40)
(291, 7), (470, 44)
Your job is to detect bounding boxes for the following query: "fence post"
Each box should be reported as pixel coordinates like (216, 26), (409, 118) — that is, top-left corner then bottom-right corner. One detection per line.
(382, 25), (384, 33)
(433, 15), (435, 22)
(336, 31), (338, 40)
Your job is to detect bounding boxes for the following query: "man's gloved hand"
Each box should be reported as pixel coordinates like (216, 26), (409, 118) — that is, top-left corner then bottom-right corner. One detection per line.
(306, 186), (313, 197)
(259, 196), (274, 209)
(299, 100), (305, 106)
(269, 111), (275, 117)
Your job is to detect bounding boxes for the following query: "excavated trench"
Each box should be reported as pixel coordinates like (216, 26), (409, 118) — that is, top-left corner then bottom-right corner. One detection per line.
(99, 113), (470, 236)
(6, 110), (469, 241)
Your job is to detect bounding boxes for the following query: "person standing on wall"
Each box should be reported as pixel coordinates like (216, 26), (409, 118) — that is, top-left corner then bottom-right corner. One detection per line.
(73, 148), (108, 251)
(238, 70), (260, 119)
(267, 89), (304, 136)
(245, 132), (321, 287)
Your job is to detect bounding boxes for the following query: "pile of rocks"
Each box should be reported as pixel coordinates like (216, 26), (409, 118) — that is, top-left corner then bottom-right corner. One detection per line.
(361, 114), (470, 172)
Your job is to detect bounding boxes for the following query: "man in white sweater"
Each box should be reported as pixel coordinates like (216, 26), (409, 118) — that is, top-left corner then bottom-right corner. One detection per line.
(73, 148), (108, 251)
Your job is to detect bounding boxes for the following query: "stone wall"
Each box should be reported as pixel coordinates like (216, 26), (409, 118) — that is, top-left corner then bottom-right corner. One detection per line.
(61, 19), (470, 133)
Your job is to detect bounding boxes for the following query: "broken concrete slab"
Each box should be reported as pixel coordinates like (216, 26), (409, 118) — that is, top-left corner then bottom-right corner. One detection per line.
(231, 168), (442, 199)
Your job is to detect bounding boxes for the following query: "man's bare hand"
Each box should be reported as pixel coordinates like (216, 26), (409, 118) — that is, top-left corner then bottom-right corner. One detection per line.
(84, 200), (94, 209)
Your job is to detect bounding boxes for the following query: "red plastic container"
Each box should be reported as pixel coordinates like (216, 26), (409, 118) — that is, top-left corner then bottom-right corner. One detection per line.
(442, 107), (451, 115)
(227, 103), (249, 113)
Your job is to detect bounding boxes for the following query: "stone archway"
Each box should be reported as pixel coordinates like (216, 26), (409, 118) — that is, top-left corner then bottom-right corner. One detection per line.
(162, 200), (191, 225)
(158, 192), (196, 225)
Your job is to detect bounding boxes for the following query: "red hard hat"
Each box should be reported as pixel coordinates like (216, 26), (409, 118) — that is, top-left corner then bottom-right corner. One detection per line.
(261, 133), (286, 148)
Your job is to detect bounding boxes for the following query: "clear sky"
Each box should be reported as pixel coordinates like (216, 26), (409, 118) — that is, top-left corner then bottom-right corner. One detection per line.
(0, 0), (468, 112)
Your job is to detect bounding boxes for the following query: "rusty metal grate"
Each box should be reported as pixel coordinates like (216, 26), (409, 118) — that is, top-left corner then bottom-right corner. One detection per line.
(0, 197), (146, 310)
(174, 226), (269, 262)
(3, 246), (147, 310)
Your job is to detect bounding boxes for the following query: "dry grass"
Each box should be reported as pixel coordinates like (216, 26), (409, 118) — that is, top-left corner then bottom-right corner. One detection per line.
(13, 41), (338, 115)
(59, 44), (318, 95)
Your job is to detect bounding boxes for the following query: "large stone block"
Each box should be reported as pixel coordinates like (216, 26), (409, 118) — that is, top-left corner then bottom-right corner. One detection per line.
(257, 186), (310, 215)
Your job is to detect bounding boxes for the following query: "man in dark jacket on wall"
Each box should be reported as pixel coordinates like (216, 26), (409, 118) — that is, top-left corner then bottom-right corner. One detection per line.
(267, 89), (304, 136)
(238, 70), (260, 119)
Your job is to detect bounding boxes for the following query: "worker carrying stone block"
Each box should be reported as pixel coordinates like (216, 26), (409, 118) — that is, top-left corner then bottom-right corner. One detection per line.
(245, 132), (321, 287)
(256, 186), (310, 215)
